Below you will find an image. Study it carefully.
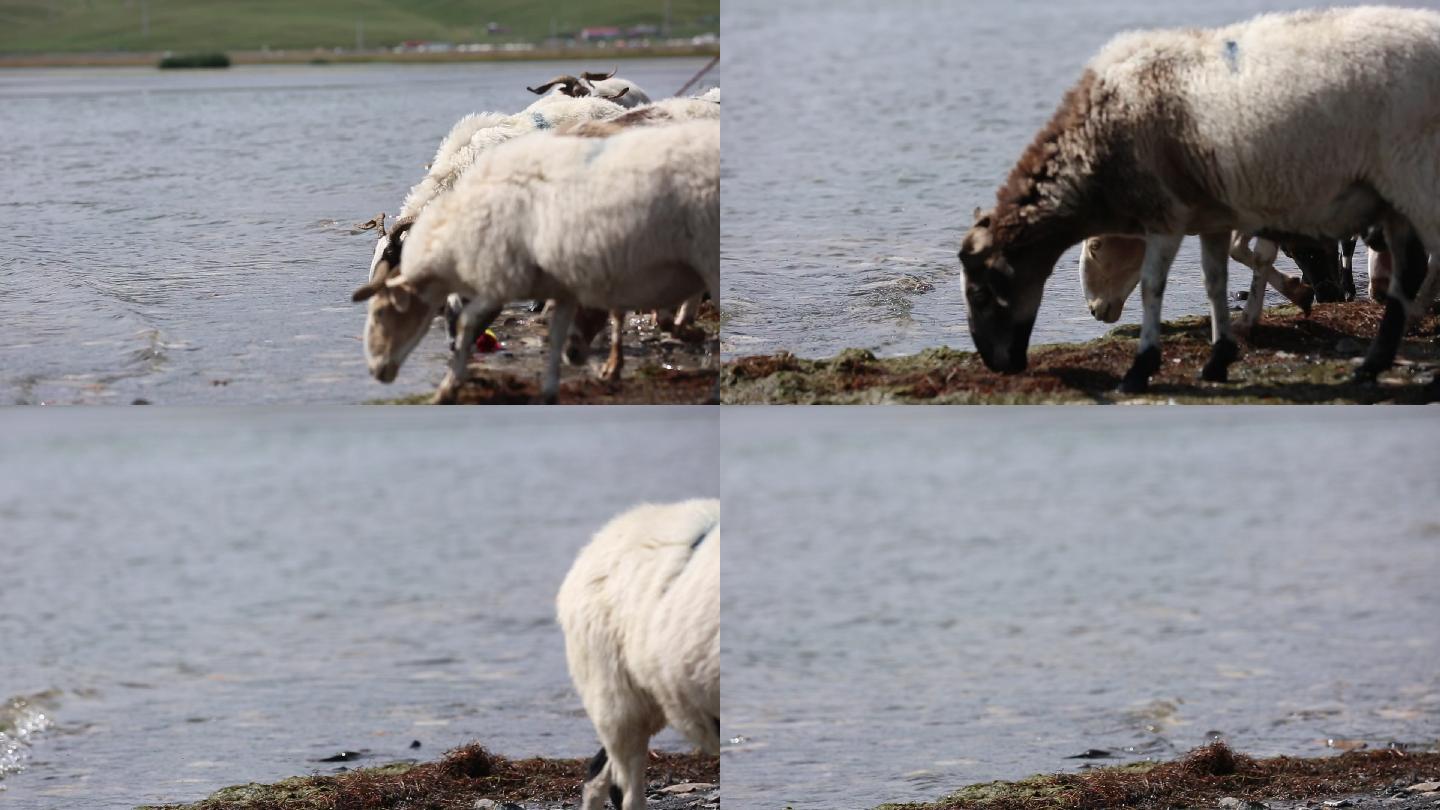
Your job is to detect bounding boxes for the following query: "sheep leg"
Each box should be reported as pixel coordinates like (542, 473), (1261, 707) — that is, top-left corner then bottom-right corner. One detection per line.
(1357, 218), (1427, 383)
(1118, 234), (1182, 394)
(434, 300), (500, 405)
(443, 294), (468, 352)
(600, 310), (625, 382)
(1340, 236), (1358, 301)
(605, 735), (649, 810)
(543, 297), (578, 404)
(581, 747), (621, 810)
(1228, 235), (1270, 338)
(1199, 231), (1239, 383)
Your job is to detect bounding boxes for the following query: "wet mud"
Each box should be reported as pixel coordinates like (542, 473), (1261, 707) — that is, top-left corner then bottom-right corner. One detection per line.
(874, 742), (1440, 810)
(723, 303), (1440, 404)
(139, 743), (719, 810)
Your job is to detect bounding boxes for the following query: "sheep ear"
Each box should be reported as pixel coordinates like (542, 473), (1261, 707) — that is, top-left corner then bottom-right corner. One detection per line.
(352, 277), (386, 303)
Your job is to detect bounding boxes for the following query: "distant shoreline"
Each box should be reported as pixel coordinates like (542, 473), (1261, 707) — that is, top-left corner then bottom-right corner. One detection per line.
(0, 43), (717, 69)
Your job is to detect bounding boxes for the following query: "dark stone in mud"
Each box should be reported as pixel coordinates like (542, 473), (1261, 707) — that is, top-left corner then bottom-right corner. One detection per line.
(1066, 749), (1116, 760)
(315, 750), (365, 762)
(410, 739), (421, 749)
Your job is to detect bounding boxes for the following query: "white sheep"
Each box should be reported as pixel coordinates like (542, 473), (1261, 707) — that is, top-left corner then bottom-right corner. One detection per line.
(526, 70), (652, 109)
(553, 95), (724, 382)
(352, 119), (720, 404)
(958, 6), (1440, 392)
(361, 95), (629, 294)
(1079, 233), (1316, 335)
(556, 499), (720, 810)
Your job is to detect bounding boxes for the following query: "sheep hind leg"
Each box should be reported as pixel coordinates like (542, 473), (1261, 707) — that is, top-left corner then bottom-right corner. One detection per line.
(600, 310), (624, 383)
(1118, 234), (1182, 394)
(542, 297), (578, 404)
(434, 300), (500, 405)
(1356, 217), (1428, 383)
(1199, 230), (1239, 383)
(1340, 236), (1358, 301)
(581, 747), (622, 810)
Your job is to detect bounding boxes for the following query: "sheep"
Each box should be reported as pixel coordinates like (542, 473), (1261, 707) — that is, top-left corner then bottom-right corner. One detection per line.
(351, 119), (720, 404)
(360, 95), (630, 289)
(552, 95), (724, 382)
(1079, 232), (1317, 335)
(698, 87), (720, 105)
(958, 6), (1440, 392)
(556, 499), (720, 810)
(527, 69), (652, 109)
(436, 94), (723, 382)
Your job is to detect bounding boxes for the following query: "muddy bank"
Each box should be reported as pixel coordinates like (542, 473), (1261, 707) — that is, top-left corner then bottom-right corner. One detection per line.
(139, 743), (718, 810)
(375, 303), (719, 405)
(723, 303), (1440, 404)
(875, 743), (1440, 810)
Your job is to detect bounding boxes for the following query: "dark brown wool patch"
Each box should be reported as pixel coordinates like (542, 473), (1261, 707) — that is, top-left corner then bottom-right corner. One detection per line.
(992, 70), (1099, 242)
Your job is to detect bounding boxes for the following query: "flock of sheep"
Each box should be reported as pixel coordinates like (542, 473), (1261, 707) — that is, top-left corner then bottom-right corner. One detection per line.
(352, 69), (720, 404)
(959, 6), (1440, 393)
(558, 499), (720, 810)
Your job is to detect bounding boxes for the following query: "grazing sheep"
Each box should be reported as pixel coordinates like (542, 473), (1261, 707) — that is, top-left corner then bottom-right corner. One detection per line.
(958, 7), (1440, 392)
(1079, 232), (1316, 334)
(527, 69), (653, 109)
(361, 96), (630, 288)
(555, 95), (724, 382)
(557, 499), (720, 810)
(352, 119), (720, 404)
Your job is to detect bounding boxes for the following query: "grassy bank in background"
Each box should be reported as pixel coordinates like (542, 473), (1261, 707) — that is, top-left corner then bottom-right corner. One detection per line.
(0, 0), (717, 54)
(0, 42), (716, 68)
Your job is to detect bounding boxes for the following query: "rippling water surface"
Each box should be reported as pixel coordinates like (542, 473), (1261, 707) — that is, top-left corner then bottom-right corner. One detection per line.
(719, 0), (1440, 359)
(722, 408), (1440, 809)
(0, 408), (717, 808)
(0, 59), (712, 404)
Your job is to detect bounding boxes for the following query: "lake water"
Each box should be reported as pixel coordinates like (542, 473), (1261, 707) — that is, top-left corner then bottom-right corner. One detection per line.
(0, 408), (718, 809)
(719, 0), (1440, 360)
(721, 408), (1440, 809)
(0, 58), (716, 405)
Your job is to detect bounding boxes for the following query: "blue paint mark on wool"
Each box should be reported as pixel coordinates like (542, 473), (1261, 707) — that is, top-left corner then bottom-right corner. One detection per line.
(1223, 39), (1239, 72)
(531, 112), (551, 130)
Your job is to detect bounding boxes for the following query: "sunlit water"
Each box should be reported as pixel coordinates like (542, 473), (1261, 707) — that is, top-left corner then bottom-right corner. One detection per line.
(0, 59), (716, 404)
(719, 0), (1439, 360)
(0, 408), (718, 808)
(721, 408), (1440, 809)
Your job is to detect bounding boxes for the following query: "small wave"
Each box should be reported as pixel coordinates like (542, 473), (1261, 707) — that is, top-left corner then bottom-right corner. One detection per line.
(0, 692), (58, 783)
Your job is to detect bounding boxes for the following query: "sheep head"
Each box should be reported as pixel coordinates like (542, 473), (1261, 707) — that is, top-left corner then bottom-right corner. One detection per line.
(958, 207), (1051, 373)
(352, 218), (437, 384)
(1078, 235), (1145, 323)
(527, 74), (590, 97)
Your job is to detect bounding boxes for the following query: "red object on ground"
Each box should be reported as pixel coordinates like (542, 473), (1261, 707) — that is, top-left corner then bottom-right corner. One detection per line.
(475, 330), (501, 353)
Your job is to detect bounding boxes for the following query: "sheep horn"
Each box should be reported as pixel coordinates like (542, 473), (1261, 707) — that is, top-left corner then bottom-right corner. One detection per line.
(357, 212), (388, 235)
(581, 67), (617, 81)
(599, 86), (629, 102)
(527, 75), (587, 96)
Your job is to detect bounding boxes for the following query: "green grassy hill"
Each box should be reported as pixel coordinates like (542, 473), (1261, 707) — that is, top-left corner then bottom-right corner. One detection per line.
(0, 0), (719, 53)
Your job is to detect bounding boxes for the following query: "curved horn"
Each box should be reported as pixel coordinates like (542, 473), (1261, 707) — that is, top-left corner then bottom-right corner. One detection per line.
(357, 212), (388, 235)
(581, 67), (617, 81)
(598, 86), (629, 102)
(527, 75), (587, 96)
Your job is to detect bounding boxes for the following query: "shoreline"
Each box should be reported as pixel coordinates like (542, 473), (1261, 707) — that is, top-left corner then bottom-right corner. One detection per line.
(137, 743), (718, 810)
(872, 742), (1440, 810)
(722, 302), (1440, 404)
(0, 45), (717, 69)
(372, 303), (720, 405)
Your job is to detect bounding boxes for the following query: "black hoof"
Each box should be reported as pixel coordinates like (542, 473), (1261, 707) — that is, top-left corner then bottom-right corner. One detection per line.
(1118, 346), (1161, 394)
(1200, 337), (1239, 383)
